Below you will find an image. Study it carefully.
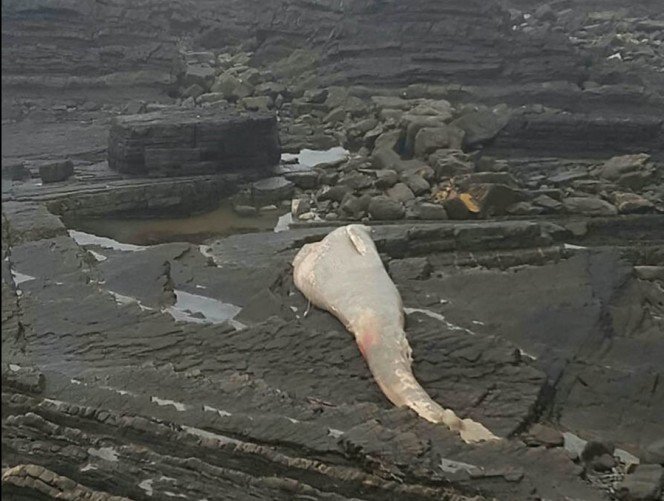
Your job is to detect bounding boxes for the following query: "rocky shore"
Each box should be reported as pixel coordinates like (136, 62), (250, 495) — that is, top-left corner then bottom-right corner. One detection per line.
(2, 1), (663, 500)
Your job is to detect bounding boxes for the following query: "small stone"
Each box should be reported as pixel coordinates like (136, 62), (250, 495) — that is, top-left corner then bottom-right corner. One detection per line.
(533, 194), (563, 212)
(388, 257), (432, 281)
(211, 73), (253, 100)
(324, 107), (346, 124)
(412, 202), (448, 220)
(403, 175), (430, 196)
(240, 95), (273, 111)
(582, 441), (615, 463)
(182, 83), (205, 99)
(443, 194), (476, 220)
(339, 172), (373, 190)
(284, 171), (319, 189)
(618, 464), (663, 500)
(239, 67), (262, 86)
(642, 439), (664, 465)
(319, 171), (340, 185)
(274, 94), (285, 109)
(291, 198), (311, 217)
(298, 211), (316, 221)
(524, 424), (564, 448)
(182, 63), (216, 90)
(634, 266), (664, 281)
(303, 88), (328, 104)
(340, 193), (371, 217)
(318, 185), (351, 203)
(197, 92), (227, 105)
(259, 204), (279, 212)
(600, 153), (650, 180)
(429, 151), (474, 179)
(617, 170), (653, 191)
(39, 159), (74, 183)
(450, 108), (511, 148)
(613, 192), (655, 214)
(591, 453), (617, 472)
(324, 212), (339, 221)
(252, 176), (294, 204)
(563, 196), (618, 216)
(368, 196), (405, 220)
(2, 161), (30, 181)
(413, 126), (465, 158)
(375, 169), (399, 189)
(467, 183), (527, 217)
(386, 183), (415, 203)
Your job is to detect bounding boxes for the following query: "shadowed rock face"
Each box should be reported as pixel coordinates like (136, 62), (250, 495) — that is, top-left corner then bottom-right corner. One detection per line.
(0, 0), (634, 88)
(108, 108), (280, 176)
(2, 198), (662, 500)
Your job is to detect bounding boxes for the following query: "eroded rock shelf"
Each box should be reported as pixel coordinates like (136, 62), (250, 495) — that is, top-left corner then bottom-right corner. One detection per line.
(2, 1), (663, 500)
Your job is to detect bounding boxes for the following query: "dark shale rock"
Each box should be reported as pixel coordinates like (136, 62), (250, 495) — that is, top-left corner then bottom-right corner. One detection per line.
(411, 202), (448, 220)
(467, 183), (528, 217)
(613, 192), (655, 214)
(403, 174), (431, 196)
(600, 153), (651, 181)
(563, 196), (618, 216)
(524, 424), (564, 448)
(39, 160), (74, 184)
(251, 177), (294, 205)
(414, 126), (465, 158)
(429, 150), (475, 179)
(386, 183), (415, 203)
(451, 108), (511, 149)
(108, 108), (280, 176)
(368, 196), (405, 220)
(388, 257), (433, 281)
(374, 169), (399, 189)
(2, 161), (30, 181)
(618, 464), (663, 500)
(318, 184), (352, 203)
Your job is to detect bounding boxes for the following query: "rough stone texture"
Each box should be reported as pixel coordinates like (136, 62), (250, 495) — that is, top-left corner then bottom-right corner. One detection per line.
(3, 1), (664, 499)
(108, 108), (280, 176)
(414, 126), (465, 158)
(2, 161), (30, 181)
(3, 197), (664, 499)
(563, 197), (618, 216)
(618, 464), (663, 500)
(368, 196), (405, 220)
(39, 159), (74, 183)
(489, 111), (664, 159)
(251, 176), (294, 205)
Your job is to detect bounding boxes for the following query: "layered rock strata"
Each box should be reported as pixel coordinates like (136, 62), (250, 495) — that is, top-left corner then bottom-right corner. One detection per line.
(108, 108), (280, 176)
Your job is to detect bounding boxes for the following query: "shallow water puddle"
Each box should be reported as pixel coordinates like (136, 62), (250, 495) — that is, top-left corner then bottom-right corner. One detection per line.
(151, 396), (187, 411)
(281, 146), (349, 167)
(165, 289), (244, 328)
(404, 307), (478, 336)
(69, 203), (285, 246)
(68, 229), (145, 251)
(67, 148), (347, 246)
(11, 270), (36, 285)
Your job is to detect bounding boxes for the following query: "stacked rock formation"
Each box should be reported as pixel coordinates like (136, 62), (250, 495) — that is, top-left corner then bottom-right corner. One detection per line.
(108, 108), (280, 176)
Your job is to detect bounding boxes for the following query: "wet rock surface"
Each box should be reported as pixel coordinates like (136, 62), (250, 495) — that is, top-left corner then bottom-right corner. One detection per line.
(2, 1), (664, 500)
